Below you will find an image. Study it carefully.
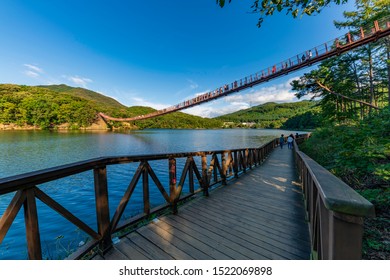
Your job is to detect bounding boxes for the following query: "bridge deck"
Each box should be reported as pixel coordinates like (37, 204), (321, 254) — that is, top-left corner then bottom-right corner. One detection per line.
(94, 147), (311, 260)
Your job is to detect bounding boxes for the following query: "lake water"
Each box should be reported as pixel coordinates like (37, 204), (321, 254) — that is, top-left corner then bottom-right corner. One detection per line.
(0, 128), (303, 259)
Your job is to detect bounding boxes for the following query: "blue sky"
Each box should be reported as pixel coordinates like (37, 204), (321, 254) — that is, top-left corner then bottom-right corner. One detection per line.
(0, 0), (356, 117)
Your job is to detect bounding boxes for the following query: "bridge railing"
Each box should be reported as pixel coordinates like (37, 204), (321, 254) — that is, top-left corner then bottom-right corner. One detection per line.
(0, 139), (277, 260)
(293, 136), (375, 259)
(100, 16), (390, 122)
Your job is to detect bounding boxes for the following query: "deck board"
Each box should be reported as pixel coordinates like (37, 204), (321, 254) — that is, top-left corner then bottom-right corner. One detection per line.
(95, 147), (311, 260)
(184, 201), (309, 258)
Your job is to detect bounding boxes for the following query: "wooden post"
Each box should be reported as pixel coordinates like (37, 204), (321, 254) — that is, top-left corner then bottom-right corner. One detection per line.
(245, 149), (250, 171)
(23, 188), (42, 260)
(169, 157), (178, 214)
(227, 151), (233, 177)
(233, 151), (239, 178)
(201, 155), (209, 196)
(249, 150), (253, 169)
(242, 151), (247, 173)
(212, 155), (218, 182)
(360, 27), (365, 39)
(328, 212), (365, 259)
(94, 167), (112, 255)
(142, 163), (150, 215)
(374, 20), (380, 32)
(221, 152), (227, 185)
(347, 33), (352, 44)
(189, 158), (194, 194)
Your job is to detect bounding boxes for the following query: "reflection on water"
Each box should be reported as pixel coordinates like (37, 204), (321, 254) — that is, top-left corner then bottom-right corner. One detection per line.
(0, 128), (304, 259)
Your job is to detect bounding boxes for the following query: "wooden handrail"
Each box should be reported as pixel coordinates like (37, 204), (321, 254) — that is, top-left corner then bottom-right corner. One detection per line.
(0, 139), (277, 259)
(293, 137), (375, 259)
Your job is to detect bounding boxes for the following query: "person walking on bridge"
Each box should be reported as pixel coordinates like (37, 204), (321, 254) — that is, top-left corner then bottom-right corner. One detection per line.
(287, 134), (294, 149)
(279, 134), (285, 149)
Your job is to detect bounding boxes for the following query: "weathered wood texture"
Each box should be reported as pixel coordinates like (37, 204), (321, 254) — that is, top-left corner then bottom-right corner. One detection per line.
(97, 147), (311, 260)
(294, 140), (375, 259)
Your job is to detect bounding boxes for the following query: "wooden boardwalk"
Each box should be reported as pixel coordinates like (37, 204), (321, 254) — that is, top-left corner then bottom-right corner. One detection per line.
(94, 146), (311, 260)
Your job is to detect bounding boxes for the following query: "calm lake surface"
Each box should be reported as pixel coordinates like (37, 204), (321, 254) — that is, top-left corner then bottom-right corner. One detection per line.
(0, 128), (303, 259)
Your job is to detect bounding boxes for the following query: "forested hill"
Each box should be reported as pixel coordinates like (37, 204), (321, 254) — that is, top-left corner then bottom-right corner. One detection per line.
(38, 84), (127, 110)
(0, 84), (320, 130)
(0, 84), (222, 130)
(215, 100), (321, 129)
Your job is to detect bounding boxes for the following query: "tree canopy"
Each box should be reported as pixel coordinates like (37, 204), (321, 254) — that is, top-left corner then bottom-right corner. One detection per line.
(217, 0), (349, 27)
(291, 0), (390, 122)
(0, 84), (223, 130)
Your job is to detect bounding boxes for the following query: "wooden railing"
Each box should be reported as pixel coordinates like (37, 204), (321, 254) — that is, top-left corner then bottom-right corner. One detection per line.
(293, 136), (375, 259)
(0, 139), (277, 260)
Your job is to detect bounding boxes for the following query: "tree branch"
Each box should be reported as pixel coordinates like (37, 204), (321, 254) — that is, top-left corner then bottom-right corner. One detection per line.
(315, 80), (380, 110)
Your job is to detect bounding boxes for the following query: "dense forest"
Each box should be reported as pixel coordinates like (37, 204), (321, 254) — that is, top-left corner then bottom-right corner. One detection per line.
(0, 84), (222, 130)
(1, 84), (319, 130)
(215, 100), (322, 129)
(292, 0), (389, 259)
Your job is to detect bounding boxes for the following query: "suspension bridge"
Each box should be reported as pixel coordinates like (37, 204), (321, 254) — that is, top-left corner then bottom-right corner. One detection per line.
(99, 17), (390, 122)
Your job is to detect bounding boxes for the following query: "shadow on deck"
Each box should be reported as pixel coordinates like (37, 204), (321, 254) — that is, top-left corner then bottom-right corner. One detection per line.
(94, 147), (311, 260)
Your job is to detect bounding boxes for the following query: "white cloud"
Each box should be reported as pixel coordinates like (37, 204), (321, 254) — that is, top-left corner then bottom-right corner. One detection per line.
(182, 77), (303, 118)
(183, 103), (250, 118)
(187, 79), (199, 90)
(23, 64), (44, 78)
(24, 64), (43, 73)
(24, 70), (40, 78)
(64, 75), (93, 88)
(225, 77), (300, 106)
(130, 97), (171, 110)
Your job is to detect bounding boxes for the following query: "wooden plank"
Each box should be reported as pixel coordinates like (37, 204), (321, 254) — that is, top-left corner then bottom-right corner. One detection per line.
(92, 253), (104, 260)
(126, 231), (174, 260)
(103, 247), (128, 260)
(179, 208), (287, 259)
(219, 183), (304, 206)
(181, 191), (305, 235)
(114, 238), (150, 260)
(217, 191), (306, 221)
(173, 211), (274, 259)
(184, 202), (309, 259)
(196, 194), (307, 233)
(163, 215), (249, 259)
(192, 197), (310, 246)
(152, 218), (231, 260)
(202, 193), (307, 231)
(136, 226), (194, 260)
(145, 220), (212, 259)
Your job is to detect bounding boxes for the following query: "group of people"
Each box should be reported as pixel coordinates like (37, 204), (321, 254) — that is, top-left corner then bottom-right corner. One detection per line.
(279, 133), (299, 150)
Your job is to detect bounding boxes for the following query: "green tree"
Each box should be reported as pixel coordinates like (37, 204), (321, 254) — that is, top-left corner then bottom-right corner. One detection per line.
(291, 0), (389, 122)
(334, 0), (390, 110)
(217, 0), (349, 27)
